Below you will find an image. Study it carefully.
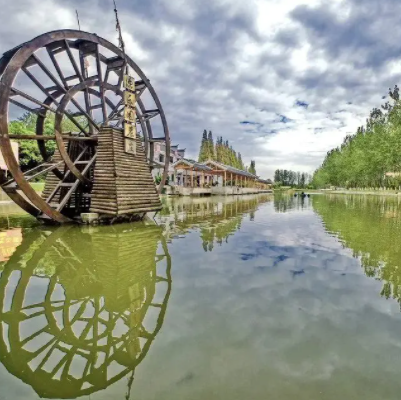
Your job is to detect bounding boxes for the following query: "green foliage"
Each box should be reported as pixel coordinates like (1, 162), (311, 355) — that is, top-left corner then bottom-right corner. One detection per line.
(248, 160), (256, 175)
(274, 169), (311, 188)
(8, 112), (88, 173)
(313, 195), (401, 306)
(198, 130), (209, 162)
(154, 173), (169, 186)
(312, 85), (401, 189)
(198, 131), (246, 171)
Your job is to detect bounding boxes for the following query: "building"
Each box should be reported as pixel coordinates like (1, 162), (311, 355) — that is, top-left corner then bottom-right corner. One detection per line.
(0, 141), (19, 172)
(172, 159), (273, 196)
(152, 142), (186, 183)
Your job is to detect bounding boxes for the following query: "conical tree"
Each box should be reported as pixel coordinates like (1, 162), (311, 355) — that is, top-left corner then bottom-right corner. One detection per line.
(207, 130), (215, 160)
(249, 160), (256, 175)
(238, 153), (244, 170)
(198, 130), (208, 162)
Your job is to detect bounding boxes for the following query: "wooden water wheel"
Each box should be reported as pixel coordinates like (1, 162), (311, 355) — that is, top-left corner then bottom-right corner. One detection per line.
(0, 30), (170, 223)
(0, 224), (172, 398)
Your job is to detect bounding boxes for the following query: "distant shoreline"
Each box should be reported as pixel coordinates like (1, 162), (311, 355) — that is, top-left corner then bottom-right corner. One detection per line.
(290, 188), (401, 196)
(317, 190), (401, 196)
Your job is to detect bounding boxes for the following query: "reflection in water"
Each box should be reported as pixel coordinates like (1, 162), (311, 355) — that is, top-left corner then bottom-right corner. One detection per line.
(160, 194), (272, 251)
(0, 195), (273, 399)
(274, 193), (311, 213)
(313, 195), (401, 307)
(0, 228), (22, 262)
(0, 224), (171, 399)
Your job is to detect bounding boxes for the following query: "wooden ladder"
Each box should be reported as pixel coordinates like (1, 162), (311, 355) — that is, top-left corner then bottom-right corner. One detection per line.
(38, 147), (97, 221)
(1, 161), (64, 194)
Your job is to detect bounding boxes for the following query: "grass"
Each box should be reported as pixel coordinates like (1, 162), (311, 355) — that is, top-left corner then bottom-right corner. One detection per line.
(30, 182), (45, 192)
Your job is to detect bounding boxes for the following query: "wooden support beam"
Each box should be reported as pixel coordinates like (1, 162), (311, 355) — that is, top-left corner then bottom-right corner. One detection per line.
(7, 134), (98, 142)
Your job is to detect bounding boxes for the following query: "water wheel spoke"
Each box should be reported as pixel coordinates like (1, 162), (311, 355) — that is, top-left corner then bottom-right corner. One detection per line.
(8, 98), (45, 116)
(20, 326), (49, 346)
(46, 45), (70, 89)
(106, 99), (123, 123)
(23, 66), (61, 107)
(10, 87), (57, 114)
(94, 47), (108, 123)
(65, 41), (95, 134)
(27, 336), (59, 361)
(30, 54), (96, 133)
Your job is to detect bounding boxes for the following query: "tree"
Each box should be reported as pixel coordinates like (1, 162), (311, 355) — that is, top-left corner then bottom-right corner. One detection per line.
(274, 169), (281, 183)
(8, 112), (86, 173)
(207, 131), (215, 160)
(249, 160), (256, 175)
(198, 133), (246, 170)
(198, 130), (209, 162)
(311, 85), (401, 189)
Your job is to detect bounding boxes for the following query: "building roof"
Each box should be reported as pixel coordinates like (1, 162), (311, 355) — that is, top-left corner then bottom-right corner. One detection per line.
(173, 158), (214, 171)
(257, 178), (273, 184)
(204, 160), (257, 178)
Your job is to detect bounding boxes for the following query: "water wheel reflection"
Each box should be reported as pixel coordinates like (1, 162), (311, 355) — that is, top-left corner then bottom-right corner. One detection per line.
(0, 224), (171, 398)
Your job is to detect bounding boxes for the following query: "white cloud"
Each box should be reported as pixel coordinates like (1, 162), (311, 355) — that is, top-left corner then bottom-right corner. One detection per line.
(0, 0), (398, 179)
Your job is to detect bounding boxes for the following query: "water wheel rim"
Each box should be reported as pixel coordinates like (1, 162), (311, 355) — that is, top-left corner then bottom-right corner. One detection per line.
(0, 30), (170, 221)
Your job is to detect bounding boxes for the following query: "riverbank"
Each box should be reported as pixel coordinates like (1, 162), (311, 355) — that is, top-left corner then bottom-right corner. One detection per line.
(276, 188), (401, 196)
(0, 182), (44, 204)
(318, 189), (401, 196)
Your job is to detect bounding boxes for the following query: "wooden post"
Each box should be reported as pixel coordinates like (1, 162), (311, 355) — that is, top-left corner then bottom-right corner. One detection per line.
(202, 171), (205, 187)
(230, 173), (233, 187)
(224, 171), (226, 187)
(191, 169), (193, 187)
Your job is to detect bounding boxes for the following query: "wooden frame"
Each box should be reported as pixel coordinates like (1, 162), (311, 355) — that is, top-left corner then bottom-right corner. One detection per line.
(0, 29), (170, 223)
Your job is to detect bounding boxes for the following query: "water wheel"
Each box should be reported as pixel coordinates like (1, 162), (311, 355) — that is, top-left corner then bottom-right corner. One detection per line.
(0, 30), (170, 223)
(0, 224), (172, 398)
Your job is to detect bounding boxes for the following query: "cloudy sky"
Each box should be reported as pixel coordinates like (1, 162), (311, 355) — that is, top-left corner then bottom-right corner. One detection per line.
(1, 0), (400, 179)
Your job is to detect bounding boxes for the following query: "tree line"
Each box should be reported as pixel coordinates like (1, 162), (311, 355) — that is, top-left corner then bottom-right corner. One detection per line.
(198, 130), (256, 175)
(312, 85), (401, 189)
(274, 169), (312, 188)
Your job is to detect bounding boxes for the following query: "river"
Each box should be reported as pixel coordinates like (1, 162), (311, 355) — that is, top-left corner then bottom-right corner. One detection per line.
(0, 193), (401, 399)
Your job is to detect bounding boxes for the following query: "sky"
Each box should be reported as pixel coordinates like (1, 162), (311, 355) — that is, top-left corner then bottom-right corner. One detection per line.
(1, 0), (401, 179)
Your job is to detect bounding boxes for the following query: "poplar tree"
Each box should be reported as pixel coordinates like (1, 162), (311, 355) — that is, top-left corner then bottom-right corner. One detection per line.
(198, 130), (208, 162)
(238, 153), (244, 170)
(207, 130), (215, 160)
(249, 160), (256, 175)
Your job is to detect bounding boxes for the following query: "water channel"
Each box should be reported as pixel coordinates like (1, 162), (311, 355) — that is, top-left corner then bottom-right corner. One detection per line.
(1, 193), (401, 399)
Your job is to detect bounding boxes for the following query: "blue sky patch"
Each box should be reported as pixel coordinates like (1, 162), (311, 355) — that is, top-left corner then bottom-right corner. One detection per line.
(295, 100), (309, 108)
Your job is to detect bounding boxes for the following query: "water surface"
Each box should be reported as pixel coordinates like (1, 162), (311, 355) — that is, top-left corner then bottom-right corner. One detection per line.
(1, 193), (401, 399)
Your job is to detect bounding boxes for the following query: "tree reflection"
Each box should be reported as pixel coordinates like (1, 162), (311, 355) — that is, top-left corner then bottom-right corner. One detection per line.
(160, 195), (272, 252)
(0, 194), (272, 398)
(0, 224), (171, 399)
(273, 193), (310, 213)
(313, 195), (401, 307)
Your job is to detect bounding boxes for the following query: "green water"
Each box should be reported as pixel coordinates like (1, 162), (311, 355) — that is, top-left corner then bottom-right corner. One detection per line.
(1, 193), (401, 399)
